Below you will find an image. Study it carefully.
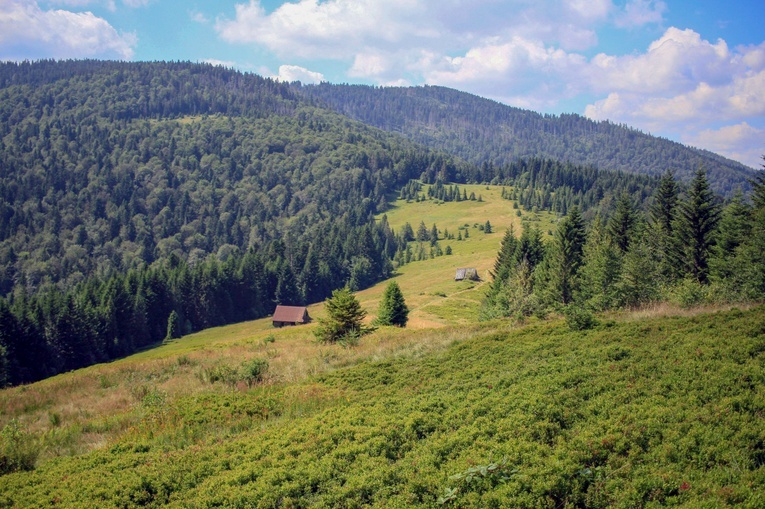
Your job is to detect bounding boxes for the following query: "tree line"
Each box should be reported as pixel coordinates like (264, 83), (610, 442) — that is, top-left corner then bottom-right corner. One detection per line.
(299, 83), (754, 196)
(483, 165), (765, 321)
(0, 212), (405, 386)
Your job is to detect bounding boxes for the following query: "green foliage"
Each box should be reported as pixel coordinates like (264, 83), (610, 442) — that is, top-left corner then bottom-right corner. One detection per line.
(438, 457), (518, 504)
(2, 307), (765, 506)
(374, 281), (409, 327)
(314, 287), (370, 344)
(198, 358), (268, 387)
(238, 358), (270, 387)
(563, 304), (598, 331)
(301, 83), (753, 196)
(164, 310), (182, 343)
(0, 420), (39, 475)
(677, 169), (722, 284)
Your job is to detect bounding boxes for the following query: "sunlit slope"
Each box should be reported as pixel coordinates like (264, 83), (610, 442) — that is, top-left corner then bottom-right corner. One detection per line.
(0, 185), (549, 463)
(1, 306), (763, 507)
(357, 183), (556, 327)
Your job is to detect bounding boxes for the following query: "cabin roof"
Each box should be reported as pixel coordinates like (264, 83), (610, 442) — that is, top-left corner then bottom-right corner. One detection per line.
(272, 305), (309, 323)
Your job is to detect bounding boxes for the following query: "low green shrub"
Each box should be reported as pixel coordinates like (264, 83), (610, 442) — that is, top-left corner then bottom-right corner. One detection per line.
(0, 420), (39, 475)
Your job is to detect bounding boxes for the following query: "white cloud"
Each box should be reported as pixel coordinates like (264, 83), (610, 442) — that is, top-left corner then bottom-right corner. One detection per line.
(274, 64), (325, 84)
(585, 31), (765, 128)
(0, 0), (136, 60)
(587, 28), (736, 95)
(48, 0), (150, 9)
(615, 0), (666, 28)
(48, 0), (114, 8)
(684, 123), (765, 169)
(190, 9), (209, 24)
(217, 0), (433, 59)
(202, 59), (238, 68)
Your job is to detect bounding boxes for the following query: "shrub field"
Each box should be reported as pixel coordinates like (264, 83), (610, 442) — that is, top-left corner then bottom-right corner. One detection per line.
(1, 306), (764, 507)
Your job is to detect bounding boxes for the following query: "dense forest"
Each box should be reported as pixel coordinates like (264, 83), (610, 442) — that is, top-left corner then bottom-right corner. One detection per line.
(300, 83), (754, 196)
(0, 60), (469, 385)
(484, 166), (765, 321)
(0, 60), (752, 387)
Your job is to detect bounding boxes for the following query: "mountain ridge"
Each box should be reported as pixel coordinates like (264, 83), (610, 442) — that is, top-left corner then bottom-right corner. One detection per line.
(299, 83), (755, 196)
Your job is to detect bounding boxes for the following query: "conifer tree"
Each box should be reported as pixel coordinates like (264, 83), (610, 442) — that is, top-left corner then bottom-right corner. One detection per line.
(751, 155), (765, 210)
(617, 227), (660, 307)
(541, 206), (586, 306)
(649, 171), (681, 282)
(677, 169), (721, 284)
(577, 216), (622, 311)
(164, 310), (181, 342)
(416, 221), (429, 242)
(314, 287), (368, 344)
(710, 191), (751, 281)
(375, 281), (409, 327)
(608, 193), (637, 253)
(492, 224), (518, 281)
(515, 225), (544, 271)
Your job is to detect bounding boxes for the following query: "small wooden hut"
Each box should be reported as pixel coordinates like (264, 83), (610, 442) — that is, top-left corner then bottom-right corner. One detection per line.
(272, 305), (310, 328)
(454, 268), (479, 281)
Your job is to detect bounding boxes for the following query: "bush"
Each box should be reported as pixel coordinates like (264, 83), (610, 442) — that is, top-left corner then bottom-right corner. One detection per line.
(563, 304), (598, 331)
(0, 420), (39, 475)
(239, 359), (269, 387)
(198, 359), (269, 387)
(669, 278), (710, 308)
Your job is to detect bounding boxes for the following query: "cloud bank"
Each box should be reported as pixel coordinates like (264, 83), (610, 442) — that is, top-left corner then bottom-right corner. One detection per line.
(0, 0), (136, 60)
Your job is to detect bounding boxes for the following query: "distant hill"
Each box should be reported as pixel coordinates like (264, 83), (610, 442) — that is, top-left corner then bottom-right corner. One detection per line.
(299, 83), (755, 196)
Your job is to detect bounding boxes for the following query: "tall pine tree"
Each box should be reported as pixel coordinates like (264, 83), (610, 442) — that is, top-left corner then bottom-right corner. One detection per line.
(676, 169), (721, 284)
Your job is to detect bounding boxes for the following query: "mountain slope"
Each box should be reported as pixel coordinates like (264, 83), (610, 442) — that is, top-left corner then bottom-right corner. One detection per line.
(300, 83), (755, 196)
(0, 60), (472, 294)
(1, 305), (763, 507)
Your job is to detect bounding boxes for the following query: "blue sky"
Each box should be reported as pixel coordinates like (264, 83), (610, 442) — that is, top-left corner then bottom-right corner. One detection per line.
(1, 1), (763, 168)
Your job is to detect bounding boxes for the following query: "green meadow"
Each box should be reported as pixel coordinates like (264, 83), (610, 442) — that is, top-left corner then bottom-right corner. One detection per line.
(1, 188), (764, 508)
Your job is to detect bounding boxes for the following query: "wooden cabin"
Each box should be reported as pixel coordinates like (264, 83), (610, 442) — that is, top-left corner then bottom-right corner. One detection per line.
(454, 268), (479, 281)
(272, 305), (310, 328)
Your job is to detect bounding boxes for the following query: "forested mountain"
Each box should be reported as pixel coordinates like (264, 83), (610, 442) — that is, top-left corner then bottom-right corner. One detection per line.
(0, 59), (728, 386)
(300, 83), (754, 196)
(0, 60), (475, 384)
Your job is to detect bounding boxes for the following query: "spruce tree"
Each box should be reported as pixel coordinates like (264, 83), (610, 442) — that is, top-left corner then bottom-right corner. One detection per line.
(649, 170), (681, 282)
(164, 310), (181, 342)
(577, 215), (622, 311)
(751, 155), (765, 210)
(677, 169), (721, 284)
(710, 191), (751, 281)
(543, 206), (586, 306)
(608, 193), (637, 253)
(492, 224), (518, 281)
(375, 281), (409, 327)
(416, 221), (429, 242)
(314, 287), (368, 344)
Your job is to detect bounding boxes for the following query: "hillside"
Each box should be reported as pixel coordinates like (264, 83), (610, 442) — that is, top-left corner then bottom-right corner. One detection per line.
(1, 301), (763, 507)
(0, 60), (670, 387)
(300, 83), (755, 196)
(1, 188), (764, 506)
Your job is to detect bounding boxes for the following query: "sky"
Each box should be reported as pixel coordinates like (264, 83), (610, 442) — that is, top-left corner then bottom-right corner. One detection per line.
(0, 1), (763, 169)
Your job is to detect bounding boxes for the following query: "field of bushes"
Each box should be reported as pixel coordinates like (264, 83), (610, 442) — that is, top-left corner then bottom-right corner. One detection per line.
(2, 305), (764, 507)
